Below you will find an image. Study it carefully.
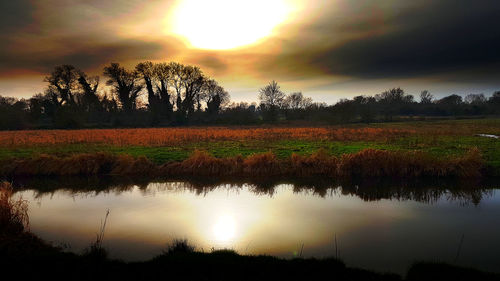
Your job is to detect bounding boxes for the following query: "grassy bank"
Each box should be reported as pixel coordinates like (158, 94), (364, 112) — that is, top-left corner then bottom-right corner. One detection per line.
(0, 148), (486, 178)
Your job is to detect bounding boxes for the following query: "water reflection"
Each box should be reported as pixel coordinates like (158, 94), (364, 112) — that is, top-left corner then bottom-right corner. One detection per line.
(8, 177), (500, 274)
(10, 176), (499, 205)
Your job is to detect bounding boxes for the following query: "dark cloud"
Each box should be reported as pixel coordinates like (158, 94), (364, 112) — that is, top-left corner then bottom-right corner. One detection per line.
(1, 0), (500, 99)
(259, 0), (500, 81)
(0, 37), (182, 75)
(186, 53), (228, 75)
(0, 1), (34, 33)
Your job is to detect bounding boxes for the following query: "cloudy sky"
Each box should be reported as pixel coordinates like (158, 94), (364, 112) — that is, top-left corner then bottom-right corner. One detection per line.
(1, 0), (499, 103)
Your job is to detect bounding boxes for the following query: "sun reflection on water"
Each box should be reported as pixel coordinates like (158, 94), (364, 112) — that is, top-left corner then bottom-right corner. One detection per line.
(212, 214), (236, 242)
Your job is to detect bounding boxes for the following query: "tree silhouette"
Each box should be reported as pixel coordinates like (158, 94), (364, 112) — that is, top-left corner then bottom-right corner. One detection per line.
(203, 79), (230, 115)
(135, 61), (158, 112)
(284, 92), (312, 110)
(259, 80), (285, 121)
(419, 90), (433, 104)
(259, 80), (285, 108)
(44, 65), (81, 107)
(169, 63), (206, 120)
(78, 73), (100, 112)
(153, 62), (174, 119)
(103, 63), (143, 112)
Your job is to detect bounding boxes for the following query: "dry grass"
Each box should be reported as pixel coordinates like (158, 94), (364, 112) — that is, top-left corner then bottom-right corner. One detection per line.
(338, 148), (484, 178)
(0, 148), (486, 178)
(0, 127), (414, 147)
(290, 149), (338, 177)
(0, 182), (29, 234)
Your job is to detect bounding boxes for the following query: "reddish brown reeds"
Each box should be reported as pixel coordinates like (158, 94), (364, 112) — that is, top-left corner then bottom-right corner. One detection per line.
(0, 127), (414, 147)
(289, 149), (338, 177)
(243, 152), (281, 176)
(0, 182), (29, 234)
(0, 149), (486, 178)
(161, 150), (243, 176)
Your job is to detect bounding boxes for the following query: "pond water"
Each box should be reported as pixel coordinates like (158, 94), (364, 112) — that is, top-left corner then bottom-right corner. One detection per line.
(13, 179), (500, 274)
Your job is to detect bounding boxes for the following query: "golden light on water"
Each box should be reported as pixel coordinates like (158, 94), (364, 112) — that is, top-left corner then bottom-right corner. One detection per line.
(171, 0), (294, 50)
(212, 214), (237, 242)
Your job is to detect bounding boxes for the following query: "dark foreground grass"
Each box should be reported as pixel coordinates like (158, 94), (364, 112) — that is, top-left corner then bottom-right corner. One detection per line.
(3, 233), (500, 281)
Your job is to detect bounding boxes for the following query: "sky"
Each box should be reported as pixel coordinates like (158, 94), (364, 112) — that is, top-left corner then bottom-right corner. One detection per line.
(1, 0), (500, 104)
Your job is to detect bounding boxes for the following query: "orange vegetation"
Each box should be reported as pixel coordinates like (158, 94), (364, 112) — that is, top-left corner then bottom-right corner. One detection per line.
(0, 182), (29, 234)
(0, 148), (484, 178)
(0, 127), (414, 147)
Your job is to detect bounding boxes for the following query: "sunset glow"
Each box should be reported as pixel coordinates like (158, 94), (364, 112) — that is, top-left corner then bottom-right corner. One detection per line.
(171, 0), (292, 50)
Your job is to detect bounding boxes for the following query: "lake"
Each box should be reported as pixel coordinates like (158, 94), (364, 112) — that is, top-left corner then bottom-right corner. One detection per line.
(12, 178), (500, 274)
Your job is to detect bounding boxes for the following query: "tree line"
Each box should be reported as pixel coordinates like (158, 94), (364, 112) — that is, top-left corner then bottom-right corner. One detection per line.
(1, 62), (500, 129)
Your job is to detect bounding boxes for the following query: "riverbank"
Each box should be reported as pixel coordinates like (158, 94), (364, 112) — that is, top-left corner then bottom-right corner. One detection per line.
(0, 148), (487, 178)
(3, 229), (500, 281)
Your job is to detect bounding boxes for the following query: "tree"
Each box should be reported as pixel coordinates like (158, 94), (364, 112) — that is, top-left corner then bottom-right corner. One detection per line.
(489, 91), (500, 104)
(203, 79), (230, 114)
(284, 92), (313, 110)
(136, 61), (174, 120)
(375, 88), (413, 121)
(77, 73), (100, 113)
(153, 62), (174, 118)
(259, 80), (286, 122)
(0, 96), (29, 129)
(420, 90), (433, 104)
(103, 63), (143, 112)
(437, 94), (463, 116)
(169, 63), (206, 120)
(376, 87), (413, 104)
(44, 65), (81, 107)
(465, 93), (486, 105)
(438, 94), (463, 105)
(135, 61), (158, 112)
(259, 80), (285, 109)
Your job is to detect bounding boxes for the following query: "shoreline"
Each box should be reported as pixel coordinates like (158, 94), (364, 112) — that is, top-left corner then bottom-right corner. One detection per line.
(3, 231), (500, 281)
(0, 148), (488, 178)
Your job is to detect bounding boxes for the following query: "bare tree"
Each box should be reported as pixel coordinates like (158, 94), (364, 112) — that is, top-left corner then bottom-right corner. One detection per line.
(203, 79), (230, 114)
(420, 90), (434, 104)
(77, 73), (100, 112)
(284, 92), (312, 109)
(135, 61), (157, 111)
(44, 65), (81, 106)
(169, 63), (206, 118)
(103, 63), (143, 112)
(465, 93), (486, 105)
(376, 87), (413, 104)
(259, 80), (285, 109)
(154, 62), (174, 117)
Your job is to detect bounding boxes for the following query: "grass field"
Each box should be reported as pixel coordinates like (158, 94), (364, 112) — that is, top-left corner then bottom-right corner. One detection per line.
(1, 119), (499, 168)
(0, 119), (500, 177)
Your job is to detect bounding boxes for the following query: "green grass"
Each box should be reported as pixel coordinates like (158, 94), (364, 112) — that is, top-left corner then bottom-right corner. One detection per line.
(1, 118), (499, 170)
(1, 135), (498, 166)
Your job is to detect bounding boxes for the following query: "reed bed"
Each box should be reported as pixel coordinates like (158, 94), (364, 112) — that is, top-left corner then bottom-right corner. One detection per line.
(0, 182), (29, 234)
(0, 148), (485, 178)
(0, 127), (414, 147)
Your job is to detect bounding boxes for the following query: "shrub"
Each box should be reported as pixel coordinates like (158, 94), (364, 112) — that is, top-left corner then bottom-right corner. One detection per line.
(0, 182), (29, 235)
(163, 238), (196, 254)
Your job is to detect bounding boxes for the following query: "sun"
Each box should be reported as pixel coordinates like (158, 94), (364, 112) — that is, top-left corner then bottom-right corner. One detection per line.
(213, 214), (236, 242)
(171, 0), (293, 50)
